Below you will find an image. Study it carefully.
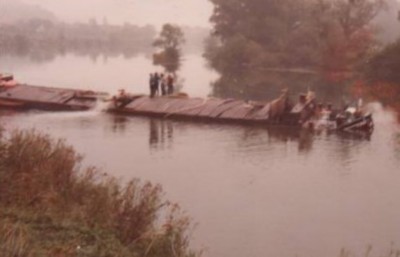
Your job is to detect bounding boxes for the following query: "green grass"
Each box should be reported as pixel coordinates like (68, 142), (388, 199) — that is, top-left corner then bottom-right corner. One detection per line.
(0, 128), (198, 257)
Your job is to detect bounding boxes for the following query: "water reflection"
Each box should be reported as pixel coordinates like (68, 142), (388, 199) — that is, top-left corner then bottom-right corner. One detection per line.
(110, 115), (129, 133)
(108, 115), (175, 150)
(2, 45), (400, 257)
(0, 107), (399, 257)
(236, 126), (314, 153)
(212, 68), (351, 107)
(148, 119), (174, 150)
(104, 113), (377, 156)
(0, 20), (155, 63)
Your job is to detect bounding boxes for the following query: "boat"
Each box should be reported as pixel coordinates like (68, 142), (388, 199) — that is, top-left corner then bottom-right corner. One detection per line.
(334, 107), (374, 133)
(0, 74), (104, 111)
(306, 103), (374, 134)
(107, 90), (374, 134)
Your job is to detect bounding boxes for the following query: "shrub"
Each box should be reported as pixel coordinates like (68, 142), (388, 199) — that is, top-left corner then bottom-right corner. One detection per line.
(0, 128), (197, 257)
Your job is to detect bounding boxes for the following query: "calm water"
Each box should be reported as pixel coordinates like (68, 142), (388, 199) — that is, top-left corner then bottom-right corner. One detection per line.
(1, 54), (400, 257)
(0, 53), (218, 97)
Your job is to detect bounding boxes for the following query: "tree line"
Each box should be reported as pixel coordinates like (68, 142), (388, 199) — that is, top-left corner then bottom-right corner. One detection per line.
(0, 18), (156, 58)
(204, 0), (400, 112)
(205, 0), (386, 77)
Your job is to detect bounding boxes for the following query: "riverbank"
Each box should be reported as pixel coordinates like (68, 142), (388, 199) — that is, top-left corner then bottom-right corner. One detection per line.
(0, 127), (197, 257)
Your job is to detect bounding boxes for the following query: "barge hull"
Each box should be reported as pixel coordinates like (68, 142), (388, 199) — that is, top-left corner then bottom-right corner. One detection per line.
(108, 94), (303, 127)
(0, 84), (99, 111)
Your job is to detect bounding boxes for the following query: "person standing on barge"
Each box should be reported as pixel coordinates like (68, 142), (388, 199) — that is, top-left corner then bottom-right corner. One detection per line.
(167, 74), (174, 95)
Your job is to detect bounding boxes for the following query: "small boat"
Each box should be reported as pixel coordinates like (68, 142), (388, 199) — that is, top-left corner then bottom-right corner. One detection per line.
(335, 108), (374, 133)
(305, 105), (374, 134)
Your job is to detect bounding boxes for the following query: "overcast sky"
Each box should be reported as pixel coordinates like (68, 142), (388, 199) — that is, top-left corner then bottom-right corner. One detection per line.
(21, 0), (213, 27)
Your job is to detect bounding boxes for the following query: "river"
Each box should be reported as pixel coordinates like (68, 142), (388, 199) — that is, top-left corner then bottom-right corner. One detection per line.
(1, 52), (400, 257)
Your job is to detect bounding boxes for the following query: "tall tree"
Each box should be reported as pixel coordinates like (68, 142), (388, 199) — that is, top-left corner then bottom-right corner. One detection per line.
(311, 0), (386, 76)
(153, 24), (185, 73)
(206, 0), (386, 74)
(207, 0), (315, 71)
(365, 40), (400, 84)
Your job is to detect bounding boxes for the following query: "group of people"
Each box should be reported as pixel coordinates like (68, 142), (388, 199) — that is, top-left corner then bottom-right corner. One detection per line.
(149, 72), (175, 98)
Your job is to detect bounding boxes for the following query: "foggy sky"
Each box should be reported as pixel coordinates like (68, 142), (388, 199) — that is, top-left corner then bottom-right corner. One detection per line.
(21, 0), (213, 27)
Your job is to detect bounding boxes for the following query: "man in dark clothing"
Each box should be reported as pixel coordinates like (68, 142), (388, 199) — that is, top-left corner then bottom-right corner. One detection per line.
(167, 74), (174, 95)
(153, 72), (160, 96)
(149, 73), (155, 97)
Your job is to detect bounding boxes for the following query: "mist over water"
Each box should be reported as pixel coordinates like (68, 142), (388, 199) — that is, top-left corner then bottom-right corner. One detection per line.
(0, 53), (218, 97)
(16, 0), (213, 28)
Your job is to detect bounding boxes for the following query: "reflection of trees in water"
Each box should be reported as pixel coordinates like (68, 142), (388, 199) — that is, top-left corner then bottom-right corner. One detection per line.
(153, 48), (181, 74)
(212, 68), (350, 106)
(0, 20), (155, 63)
(264, 126), (314, 153)
(107, 111), (375, 159)
(0, 43), (154, 64)
(265, 126), (314, 153)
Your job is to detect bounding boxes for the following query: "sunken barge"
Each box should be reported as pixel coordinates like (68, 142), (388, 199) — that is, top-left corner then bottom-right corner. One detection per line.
(107, 90), (303, 126)
(1, 73), (373, 134)
(0, 74), (102, 111)
(107, 91), (374, 134)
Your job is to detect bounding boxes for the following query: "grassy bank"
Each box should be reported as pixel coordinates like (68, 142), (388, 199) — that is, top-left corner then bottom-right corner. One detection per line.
(0, 127), (197, 257)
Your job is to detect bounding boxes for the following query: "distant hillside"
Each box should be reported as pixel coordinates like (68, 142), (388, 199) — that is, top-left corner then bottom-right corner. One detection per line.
(0, 0), (56, 24)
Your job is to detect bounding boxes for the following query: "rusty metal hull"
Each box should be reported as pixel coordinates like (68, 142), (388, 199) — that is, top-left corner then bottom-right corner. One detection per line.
(0, 84), (99, 111)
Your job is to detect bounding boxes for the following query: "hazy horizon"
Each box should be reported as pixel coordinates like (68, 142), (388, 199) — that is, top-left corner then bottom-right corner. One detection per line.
(18, 0), (213, 28)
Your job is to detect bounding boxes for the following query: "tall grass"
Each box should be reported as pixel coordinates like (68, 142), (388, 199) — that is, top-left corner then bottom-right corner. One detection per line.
(0, 128), (197, 257)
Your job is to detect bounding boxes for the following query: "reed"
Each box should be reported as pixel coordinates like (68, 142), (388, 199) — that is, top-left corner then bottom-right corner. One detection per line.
(0, 128), (197, 257)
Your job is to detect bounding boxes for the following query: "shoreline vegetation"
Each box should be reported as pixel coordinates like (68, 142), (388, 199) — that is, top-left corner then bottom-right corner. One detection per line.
(0, 126), (198, 257)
